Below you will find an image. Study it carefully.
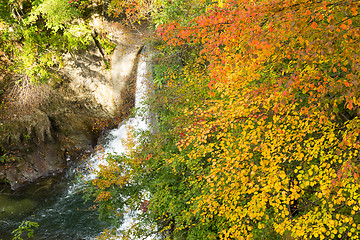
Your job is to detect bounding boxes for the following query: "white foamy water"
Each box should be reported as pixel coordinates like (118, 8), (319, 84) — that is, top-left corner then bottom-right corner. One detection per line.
(83, 48), (150, 178)
(85, 48), (154, 239)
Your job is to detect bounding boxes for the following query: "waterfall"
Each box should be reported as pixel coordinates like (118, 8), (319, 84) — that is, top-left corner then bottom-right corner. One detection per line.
(87, 47), (152, 238)
(108, 47), (150, 152)
(87, 47), (150, 174)
(0, 48), (152, 240)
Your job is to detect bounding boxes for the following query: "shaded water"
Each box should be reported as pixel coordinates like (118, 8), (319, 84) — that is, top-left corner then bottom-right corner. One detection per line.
(0, 49), (151, 240)
(0, 172), (108, 240)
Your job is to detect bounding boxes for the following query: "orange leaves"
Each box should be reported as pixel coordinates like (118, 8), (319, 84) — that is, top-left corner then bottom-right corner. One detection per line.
(340, 23), (348, 30)
(167, 22), (177, 32)
(351, 7), (358, 16)
(310, 21), (318, 29)
(328, 14), (334, 23)
(207, 80), (216, 89)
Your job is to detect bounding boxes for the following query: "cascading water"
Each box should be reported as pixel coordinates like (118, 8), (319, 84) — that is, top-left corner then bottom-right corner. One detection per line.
(0, 49), (151, 240)
(88, 47), (150, 176)
(86, 47), (152, 235)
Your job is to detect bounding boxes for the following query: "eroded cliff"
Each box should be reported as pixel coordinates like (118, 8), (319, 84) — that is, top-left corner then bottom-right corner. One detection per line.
(0, 16), (147, 189)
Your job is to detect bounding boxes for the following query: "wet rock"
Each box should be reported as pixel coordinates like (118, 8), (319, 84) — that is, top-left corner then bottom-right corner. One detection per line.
(0, 110), (65, 189)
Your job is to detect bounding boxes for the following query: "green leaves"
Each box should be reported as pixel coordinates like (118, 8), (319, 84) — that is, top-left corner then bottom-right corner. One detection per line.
(27, 0), (79, 32)
(62, 21), (92, 50)
(12, 221), (39, 240)
(0, 0), (95, 85)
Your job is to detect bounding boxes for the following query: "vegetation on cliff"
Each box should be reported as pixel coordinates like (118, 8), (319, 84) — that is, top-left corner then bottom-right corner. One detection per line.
(0, 0), (116, 117)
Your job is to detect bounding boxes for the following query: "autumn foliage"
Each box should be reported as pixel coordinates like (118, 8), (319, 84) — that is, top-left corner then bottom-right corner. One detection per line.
(89, 0), (360, 239)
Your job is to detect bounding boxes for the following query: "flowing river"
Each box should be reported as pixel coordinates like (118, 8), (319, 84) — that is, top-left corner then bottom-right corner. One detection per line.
(0, 48), (151, 240)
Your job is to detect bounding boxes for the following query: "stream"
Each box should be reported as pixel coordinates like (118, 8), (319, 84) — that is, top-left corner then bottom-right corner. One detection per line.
(0, 49), (151, 240)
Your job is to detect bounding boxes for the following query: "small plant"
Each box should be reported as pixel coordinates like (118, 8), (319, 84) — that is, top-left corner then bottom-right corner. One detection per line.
(12, 221), (39, 240)
(0, 153), (20, 163)
(0, 153), (10, 163)
(99, 37), (116, 56)
(103, 60), (111, 70)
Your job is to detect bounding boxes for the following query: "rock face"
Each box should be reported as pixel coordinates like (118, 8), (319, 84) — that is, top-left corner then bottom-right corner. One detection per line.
(0, 109), (65, 189)
(0, 16), (146, 190)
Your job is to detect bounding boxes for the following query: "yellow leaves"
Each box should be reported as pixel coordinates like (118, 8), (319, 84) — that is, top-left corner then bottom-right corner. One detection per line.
(149, 0), (360, 239)
(95, 191), (112, 202)
(218, 0), (224, 8)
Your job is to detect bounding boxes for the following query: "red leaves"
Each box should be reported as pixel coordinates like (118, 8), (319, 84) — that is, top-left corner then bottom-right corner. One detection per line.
(337, 169), (343, 182)
(168, 22), (177, 31)
(354, 172), (359, 180)
(140, 200), (150, 213)
(179, 30), (191, 40)
(156, 24), (164, 36)
(332, 161), (359, 190)
(208, 80), (217, 89)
